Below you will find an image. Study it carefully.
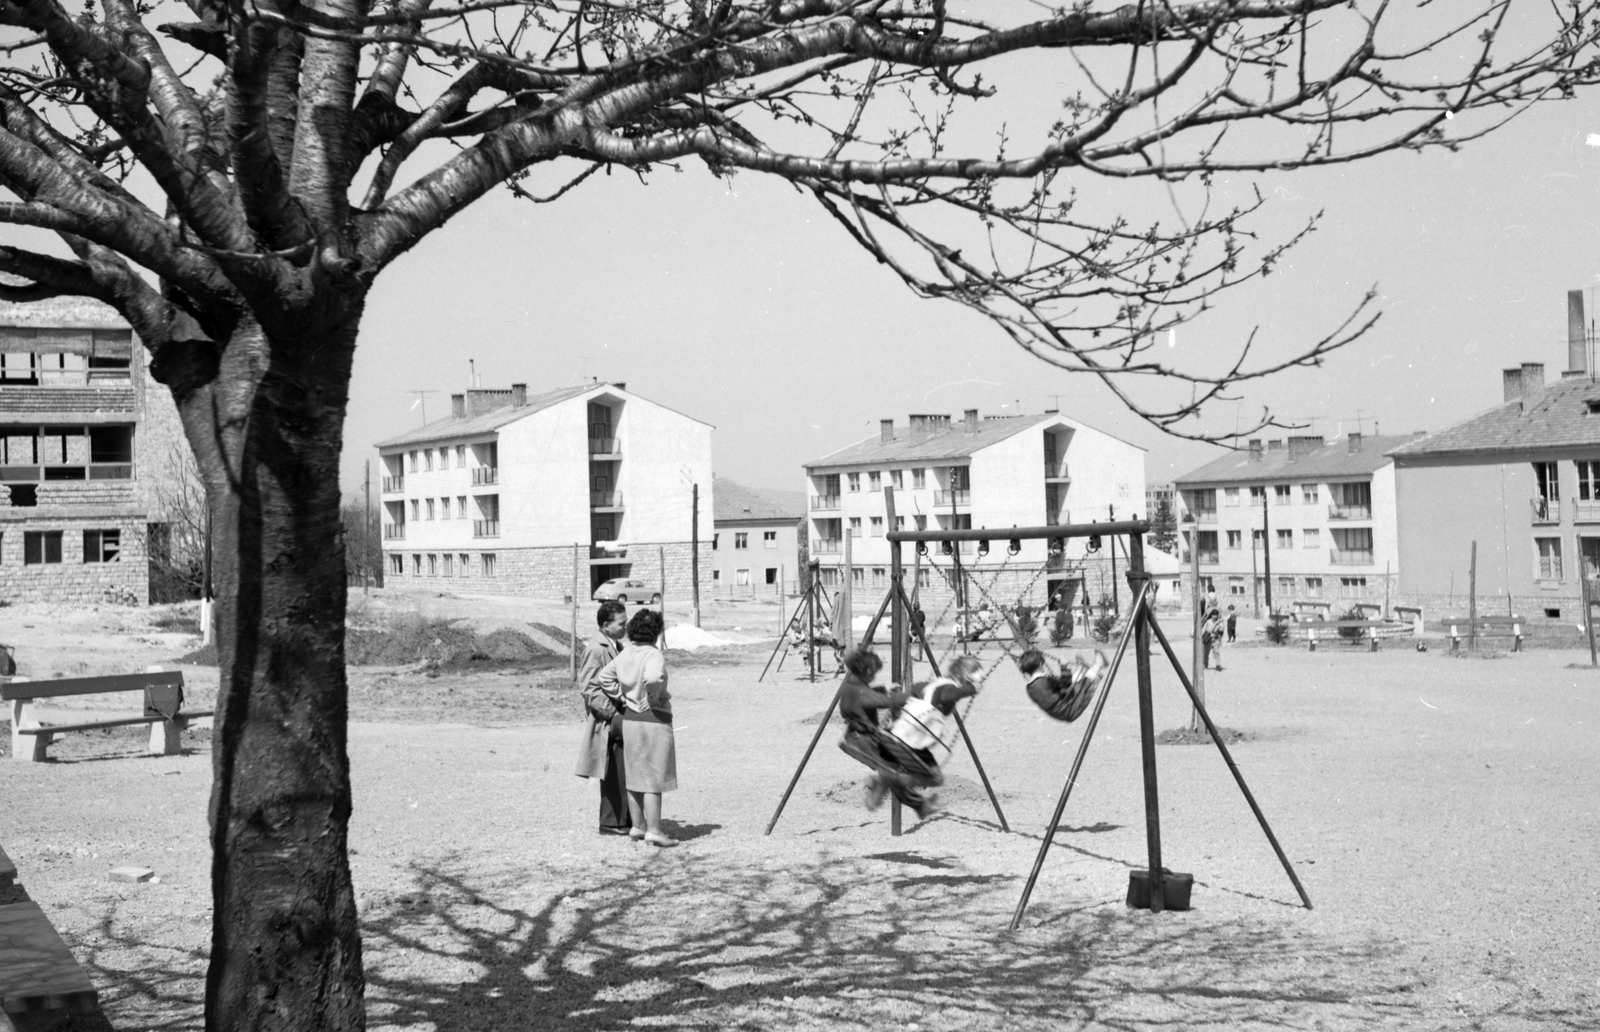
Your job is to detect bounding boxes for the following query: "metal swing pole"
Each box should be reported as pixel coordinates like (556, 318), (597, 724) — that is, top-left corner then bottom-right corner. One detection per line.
(886, 487), (906, 836)
(758, 587), (819, 683)
(896, 578), (1009, 832)
(1128, 533), (1165, 913)
(1142, 606), (1314, 910)
(1011, 578), (1152, 930)
(764, 585), (896, 835)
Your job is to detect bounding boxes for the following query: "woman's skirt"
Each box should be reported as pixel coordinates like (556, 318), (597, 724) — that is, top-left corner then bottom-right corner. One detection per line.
(621, 709), (678, 792)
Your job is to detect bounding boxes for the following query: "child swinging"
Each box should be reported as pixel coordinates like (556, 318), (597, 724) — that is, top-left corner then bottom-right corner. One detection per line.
(1018, 648), (1108, 723)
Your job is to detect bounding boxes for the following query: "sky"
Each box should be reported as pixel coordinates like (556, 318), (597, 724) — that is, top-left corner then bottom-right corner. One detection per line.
(349, 82), (1600, 502)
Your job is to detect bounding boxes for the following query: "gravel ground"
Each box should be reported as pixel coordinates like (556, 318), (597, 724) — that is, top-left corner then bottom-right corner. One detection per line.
(1, 599), (1597, 1031)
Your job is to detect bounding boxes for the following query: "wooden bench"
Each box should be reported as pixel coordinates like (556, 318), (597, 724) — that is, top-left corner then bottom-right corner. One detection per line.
(1300, 618), (1413, 652)
(0, 843), (102, 1031)
(3, 669), (211, 763)
(1450, 615), (1524, 653)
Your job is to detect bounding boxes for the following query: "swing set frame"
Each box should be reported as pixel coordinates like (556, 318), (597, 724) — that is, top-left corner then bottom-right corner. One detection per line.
(765, 486), (1314, 926)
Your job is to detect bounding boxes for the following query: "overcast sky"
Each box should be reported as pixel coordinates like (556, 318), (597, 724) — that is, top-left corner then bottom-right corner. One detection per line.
(349, 83), (1600, 503)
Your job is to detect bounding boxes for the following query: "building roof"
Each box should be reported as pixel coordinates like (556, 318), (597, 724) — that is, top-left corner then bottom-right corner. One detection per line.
(374, 384), (597, 449)
(804, 414), (1096, 469)
(0, 294), (129, 329)
(1174, 434), (1412, 486)
(1387, 375), (1600, 461)
(713, 480), (804, 523)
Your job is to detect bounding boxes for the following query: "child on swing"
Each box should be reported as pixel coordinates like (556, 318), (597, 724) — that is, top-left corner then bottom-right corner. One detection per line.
(873, 654), (986, 819)
(1018, 648), (1109, 723)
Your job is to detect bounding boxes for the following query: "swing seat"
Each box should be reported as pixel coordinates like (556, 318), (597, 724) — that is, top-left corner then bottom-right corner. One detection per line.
(839, 732), (943, 788)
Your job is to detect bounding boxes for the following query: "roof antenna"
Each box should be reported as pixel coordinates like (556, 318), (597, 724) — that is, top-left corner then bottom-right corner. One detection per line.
(469, 359), (475, 389)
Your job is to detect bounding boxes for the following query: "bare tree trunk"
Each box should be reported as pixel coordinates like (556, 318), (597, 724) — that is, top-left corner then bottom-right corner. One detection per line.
(160, 312), (365, 1032)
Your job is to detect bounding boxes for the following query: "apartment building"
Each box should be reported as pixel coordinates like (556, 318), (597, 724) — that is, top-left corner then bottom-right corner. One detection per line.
(801, 409), (1146, 611)
(0, 295), (188, 604)
(1388, 308), (1600, 618)
(375, 382), (713, 600)
(710, 479), (803, 596)
(1174, 433), (1409, 611)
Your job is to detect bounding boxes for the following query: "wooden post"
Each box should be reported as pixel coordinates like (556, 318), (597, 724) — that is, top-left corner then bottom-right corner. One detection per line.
(807, 561), (816, 683)
(1109, 504), (1119, 616)
(1129, 532), (1165, 912)
(363, 459), (371, 597)
(885, 487), (904, 836)
(691, 484), (701, 628)
(570, 544), (580, 680)
(659, 546), (668, 650)
(1262, 491), (1273, 617)
(1468, 541), (1478, 653)
(1190, 526), (1205, 733)
(1250, 532), (1260, 620)
(1586, 559), (1598, 668)
(842, 530), (854, 650)
(1383, 560), (1391, 620)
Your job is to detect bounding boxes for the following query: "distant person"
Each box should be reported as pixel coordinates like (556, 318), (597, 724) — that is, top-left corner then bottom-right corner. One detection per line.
(1202, 606), (1225, 671)
(598, 608), (679, 847)
(574, 601), (631, 836)
(1204, 585), (1219, 618)
(1226, 605), (1238, 643)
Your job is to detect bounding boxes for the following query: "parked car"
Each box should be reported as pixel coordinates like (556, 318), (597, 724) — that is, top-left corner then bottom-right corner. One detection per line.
(592, 578), (662, 605)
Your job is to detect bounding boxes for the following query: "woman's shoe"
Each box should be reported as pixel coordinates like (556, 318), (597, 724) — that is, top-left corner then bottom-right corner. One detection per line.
(628, 828), (647, 841)
(643, 831), (678, 848)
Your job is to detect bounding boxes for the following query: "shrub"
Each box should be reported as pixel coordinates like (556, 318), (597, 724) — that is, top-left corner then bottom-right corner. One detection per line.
(1050, 607), (1074, 646)
(1092, 594), (1116, 643)
(1337, 607), (1366, 640)
(1265, 611), (1291, 644)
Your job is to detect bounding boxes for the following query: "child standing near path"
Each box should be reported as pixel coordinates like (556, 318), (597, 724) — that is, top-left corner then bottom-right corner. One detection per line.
(1226, 605), (1238, 643)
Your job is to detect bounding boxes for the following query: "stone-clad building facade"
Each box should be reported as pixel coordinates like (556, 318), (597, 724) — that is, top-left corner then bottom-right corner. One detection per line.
(1, 295), (190, 605)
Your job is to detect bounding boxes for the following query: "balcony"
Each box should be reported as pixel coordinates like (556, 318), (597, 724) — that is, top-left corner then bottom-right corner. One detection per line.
(1330, 548), (1374, 565)
(0, 463), (133, 482)
(590, 544), (628, 561)
(813, 538), (841, 555)
(591, 490), (623, 509)
(383, 525), (405, 540)
(1197, 551), (1219, 565)
(1044, 461), (1070, 480)
(1530, 496), (1559, 524)
(933, 489), (971, 507)
(1184, 509), (1217, 525)
(382, 475), (404, 493)
(811, 494), (840, 511)
(1328, 503), (1372, 520)
(472, 467), (499, 486)
(1575, 499), (1600, 523)
(589, 437), (620, 457)
(473, 520), (500, 538)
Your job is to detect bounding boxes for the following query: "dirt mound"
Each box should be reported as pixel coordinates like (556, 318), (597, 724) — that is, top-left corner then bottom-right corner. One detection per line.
(1156, 725), (1252, 745)
(347, 619), (558, 672)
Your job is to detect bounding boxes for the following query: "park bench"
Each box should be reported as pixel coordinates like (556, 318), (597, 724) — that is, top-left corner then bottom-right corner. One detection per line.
(3, 669), (211, 763)
(1300, 617), (1416, 652)
(0, 843), (102, 1031)
(1449, 615), (1524, 653)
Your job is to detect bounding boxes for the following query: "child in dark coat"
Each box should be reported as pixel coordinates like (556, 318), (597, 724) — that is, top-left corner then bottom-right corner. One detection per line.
(1018, 649), (1107, 723)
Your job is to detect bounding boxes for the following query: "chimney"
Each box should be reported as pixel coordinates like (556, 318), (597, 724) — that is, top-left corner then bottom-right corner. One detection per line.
(964, 408), (979, 432)
(1247, 439), (1263, 462)
(1286, 435), (1323, 462)
(909, 414), (928, 439)
(451, 394), (465, 419)
(1347, 432), (1363, 454)
(1520, 363), (1545, 407)
(880, 419), (895, 444)
(1570, 290), (1588, 376)
(1504, 368), (1524, 403)
(511, 383), (527, 408)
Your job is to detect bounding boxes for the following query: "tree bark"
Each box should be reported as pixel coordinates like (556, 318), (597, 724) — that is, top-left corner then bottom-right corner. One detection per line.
(159, 308), (366, 1032)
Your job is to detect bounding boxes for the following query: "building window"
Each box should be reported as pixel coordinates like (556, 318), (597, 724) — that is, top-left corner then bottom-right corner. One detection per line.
(712, 534), (719, 551)
(1252, 528), (1265, 547)
(818, 568), (839, 587)
(411, 554), (422, 576)
(427, 553), (437, 575)
(459, 553), (470, 575)
(1534, 461), (1560, 503)
(1339, 576), (1368, 598)
(481, 553), (497, 576)
(917, 568), (930, 588)
(410, 499), (420, 521)
(765, 568), (778, 585)
(912, 468), (926, 489)
(1228, 575), (1245, 596)
(1536, 537), (1564, 579)
(440, 497), (450, 519)
(1276, 529), (1293, 549)
(891, 470), (903, 488)
(1302, 484), (1319, 504)
(914, 515), (927, 531)
(1224, 487), (1240, 507)
(870, 517), (884, 537)
(1580, 461), (1600, 501)
(83, 529), (120, 563)
(872, 567), (886, 587)
(439, 553), (452, 577)
(712, 569), (721, 585)
(23, 531), (62, 565)
(1226, 530), (1242, 549)
(847, 472), (861, 493)
(389, 554), (403, 575)
(1303, 528), (1321, 549)
(1274, 484), (1291, 505)
(1304, 576), (1323, 597)
(424, 450), (433, 471)
(868, 471), (881, 492)
(1249, 486), (1265, 504)
(894, 516), (905, 531)
(849, 517), (862, 538)
(735, 532), (748, 549)
(408, 451), (418, 472)
(1277, 576), (1296, 597)
(736, 568), (750, 586)
(456, 445), (466, 468)
(429, 499), (439, 520)
(851, 567), (865, 587)
(763, 531), (777, 549)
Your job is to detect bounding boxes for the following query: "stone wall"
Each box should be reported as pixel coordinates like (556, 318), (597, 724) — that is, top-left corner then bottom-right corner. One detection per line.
(0, 517), (148, 605)
(383, 539), (715, 603)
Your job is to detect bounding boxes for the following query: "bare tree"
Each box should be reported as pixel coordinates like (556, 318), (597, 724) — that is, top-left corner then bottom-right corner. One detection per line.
(1, 1), (1595, 1027)
(147, 434), (208, 602)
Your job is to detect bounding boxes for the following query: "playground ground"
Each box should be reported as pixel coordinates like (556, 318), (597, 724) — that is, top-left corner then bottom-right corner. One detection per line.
(1, 592), (1597, 1031)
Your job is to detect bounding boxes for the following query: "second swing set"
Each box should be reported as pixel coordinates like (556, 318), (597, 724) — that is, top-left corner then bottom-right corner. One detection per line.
(765, 486), (1314, 927)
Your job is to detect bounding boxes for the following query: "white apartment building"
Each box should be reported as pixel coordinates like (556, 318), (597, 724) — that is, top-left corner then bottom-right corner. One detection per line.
(801, 409), (1146, 611)
(376, 382), (713, 600)
(1174, 433), (1408, 612)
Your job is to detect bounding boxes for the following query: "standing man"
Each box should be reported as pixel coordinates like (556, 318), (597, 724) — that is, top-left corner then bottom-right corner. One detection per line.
(574, 600), (631, 835)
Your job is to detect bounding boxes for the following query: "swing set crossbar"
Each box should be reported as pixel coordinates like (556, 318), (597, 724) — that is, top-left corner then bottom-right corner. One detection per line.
(887, 519), (1150, 544)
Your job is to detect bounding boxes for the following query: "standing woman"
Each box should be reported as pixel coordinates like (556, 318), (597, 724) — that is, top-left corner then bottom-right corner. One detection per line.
(598, 608), (678, 847)
(574, 600), (631, 835)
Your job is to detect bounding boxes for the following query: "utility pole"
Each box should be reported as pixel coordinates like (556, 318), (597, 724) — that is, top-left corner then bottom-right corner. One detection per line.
(949, 467), (965, 653)
(1109, 503), (1119, 616)
(1262, 490), (1274, 617)
(691, 484), (701, 628)
(363, 460), (371, 597)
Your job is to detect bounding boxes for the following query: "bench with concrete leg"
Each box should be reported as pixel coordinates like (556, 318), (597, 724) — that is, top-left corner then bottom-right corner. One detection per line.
(3, 668), (211, 762)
